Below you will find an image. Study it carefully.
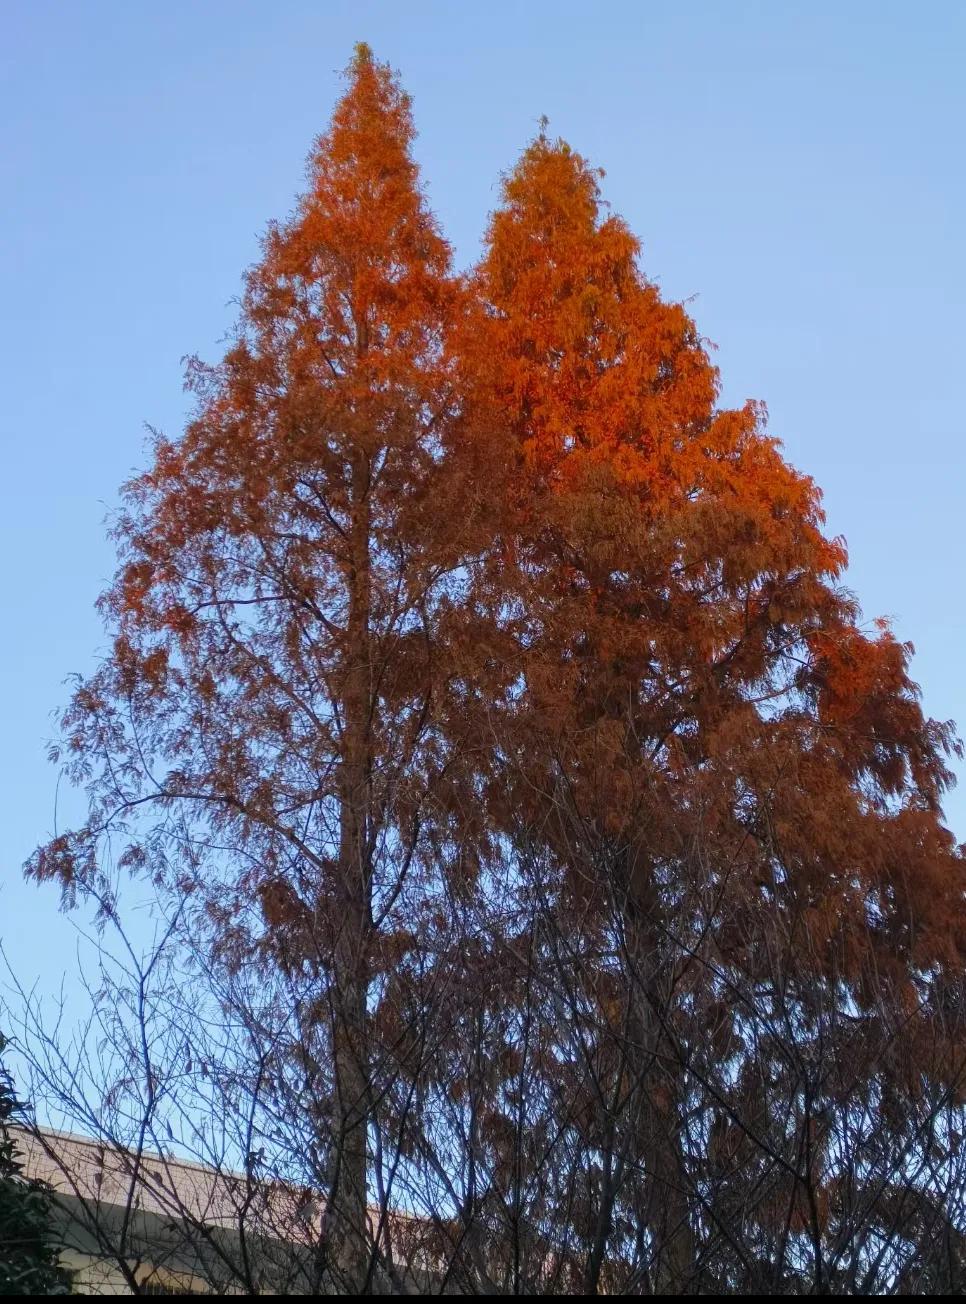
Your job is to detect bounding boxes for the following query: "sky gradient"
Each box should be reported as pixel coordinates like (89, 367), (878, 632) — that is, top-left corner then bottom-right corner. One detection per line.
(2, 1), (964, 997)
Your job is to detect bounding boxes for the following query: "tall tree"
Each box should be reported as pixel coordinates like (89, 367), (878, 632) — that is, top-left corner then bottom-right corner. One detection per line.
(27, 44), (476, 1292)
(461, 129), (966, 1291)
(0, 1037), (71, 1295)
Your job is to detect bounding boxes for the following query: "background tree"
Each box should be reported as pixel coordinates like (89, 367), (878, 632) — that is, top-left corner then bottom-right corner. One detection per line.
(0, 1034), (71, 1295)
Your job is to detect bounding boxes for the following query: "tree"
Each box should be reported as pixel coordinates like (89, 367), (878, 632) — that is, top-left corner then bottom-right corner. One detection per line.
(454, 128), (966, 1291)
(27, 43), (486, 1293)
(0, 1036), (71, 1295)
(23, 51), (966, 1296)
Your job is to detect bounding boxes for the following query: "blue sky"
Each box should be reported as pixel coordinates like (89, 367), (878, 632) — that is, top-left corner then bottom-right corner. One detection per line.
(2, 1), (964, 996)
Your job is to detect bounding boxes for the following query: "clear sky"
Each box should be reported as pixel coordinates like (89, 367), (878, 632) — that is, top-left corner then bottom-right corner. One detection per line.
(2, 1), (964, 997)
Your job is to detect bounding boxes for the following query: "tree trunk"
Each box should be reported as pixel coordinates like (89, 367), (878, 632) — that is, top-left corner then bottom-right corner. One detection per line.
(328, 447), (373, 1292)
(622, 881), (696, 1295)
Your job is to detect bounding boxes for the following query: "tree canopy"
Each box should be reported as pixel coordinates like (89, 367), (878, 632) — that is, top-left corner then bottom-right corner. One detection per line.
(24, 46), (966, 1294)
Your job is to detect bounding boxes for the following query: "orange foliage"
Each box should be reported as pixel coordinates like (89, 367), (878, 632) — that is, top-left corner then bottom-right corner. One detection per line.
(23, 48), (966, 1292)
(459, 127), (965, 992)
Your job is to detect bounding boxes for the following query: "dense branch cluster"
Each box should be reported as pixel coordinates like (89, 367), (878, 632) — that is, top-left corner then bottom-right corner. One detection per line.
(17, 45), (966, 1294)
